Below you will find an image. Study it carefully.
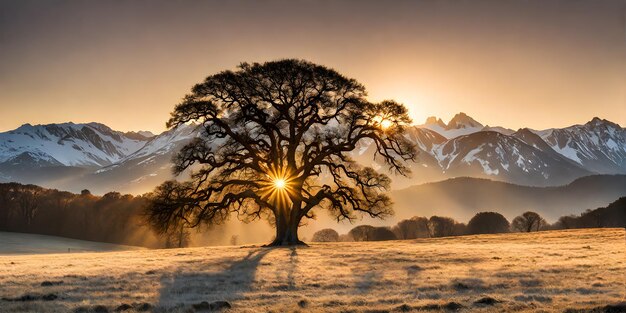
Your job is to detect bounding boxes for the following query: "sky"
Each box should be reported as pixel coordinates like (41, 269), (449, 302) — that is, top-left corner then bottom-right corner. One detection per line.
(0, 0), (624, 134)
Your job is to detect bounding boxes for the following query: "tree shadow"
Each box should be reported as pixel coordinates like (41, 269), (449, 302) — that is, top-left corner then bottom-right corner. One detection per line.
(157, 248), (272, 309)
(270, 246), (300, 291)
(351, 266), (383, 294)
(405, 264), (424, 291)
(287, 247), (298, 290)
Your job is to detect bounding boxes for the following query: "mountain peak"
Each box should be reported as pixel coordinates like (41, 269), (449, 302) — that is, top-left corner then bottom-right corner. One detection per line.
(445, 112), (483, 130)
(417, 113), (485, 139)
(586, 117), (620, 129)
(589, 117), (605, 125)
(124, 130), (155, 140)
(424, 116), (446, 128)
(137, 131), (155, 137)
(514, 127), (534, 136)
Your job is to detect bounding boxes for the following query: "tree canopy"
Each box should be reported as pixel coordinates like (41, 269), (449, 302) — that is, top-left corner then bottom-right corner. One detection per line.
(145, 59), (416, 245)
(312, 228), (340, 242)
(511, 211), (547, 232)
(467, 212), (510, 235)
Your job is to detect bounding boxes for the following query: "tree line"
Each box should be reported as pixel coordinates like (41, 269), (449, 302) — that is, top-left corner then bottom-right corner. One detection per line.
(312, 197), (626, 242)
(0, 182), (623, 247)
(0, 183), (163, 248)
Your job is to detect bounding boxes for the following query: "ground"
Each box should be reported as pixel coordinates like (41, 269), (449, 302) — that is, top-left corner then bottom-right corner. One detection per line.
(0, 229), (624, 312)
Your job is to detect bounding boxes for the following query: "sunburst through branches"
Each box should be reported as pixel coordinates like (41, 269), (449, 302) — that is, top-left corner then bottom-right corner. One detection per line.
(259, 164), (296, 210)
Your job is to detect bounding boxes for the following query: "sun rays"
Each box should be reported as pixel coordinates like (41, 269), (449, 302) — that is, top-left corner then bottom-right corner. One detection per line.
(273, 178), (286, 189)
(259, 164), (296, 209)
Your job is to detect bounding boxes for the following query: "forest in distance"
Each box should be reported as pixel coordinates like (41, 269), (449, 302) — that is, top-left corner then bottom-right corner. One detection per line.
(1, 179), (624, 248)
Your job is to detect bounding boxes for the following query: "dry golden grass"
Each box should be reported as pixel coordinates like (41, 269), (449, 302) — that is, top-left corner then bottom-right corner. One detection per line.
(1, 228), (624, 312)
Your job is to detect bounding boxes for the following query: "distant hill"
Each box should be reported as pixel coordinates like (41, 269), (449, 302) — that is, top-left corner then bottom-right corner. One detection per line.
(391, 174), (626, 222)
(559, 196), (626, 229)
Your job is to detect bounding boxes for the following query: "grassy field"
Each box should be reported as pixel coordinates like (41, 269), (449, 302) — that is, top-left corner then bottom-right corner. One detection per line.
(0, 228), (624, 312)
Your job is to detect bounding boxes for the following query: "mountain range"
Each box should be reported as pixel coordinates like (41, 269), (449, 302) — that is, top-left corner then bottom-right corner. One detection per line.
(354, 114), (625, 188)
(0, 113), (624, 194)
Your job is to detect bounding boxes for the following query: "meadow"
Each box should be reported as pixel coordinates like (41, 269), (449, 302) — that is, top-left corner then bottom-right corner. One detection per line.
(1, 228), (624, 312)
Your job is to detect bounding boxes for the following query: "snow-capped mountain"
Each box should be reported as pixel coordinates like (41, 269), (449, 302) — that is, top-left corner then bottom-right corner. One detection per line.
(0, 114), (624, 193)
(350, 127), (447, 187)
(532, 118), (626, 174)
(419, 113), (517, 138)
(0, 122), (152, 168)
(0, 122), (198, 194)
(0, 122), (155, 189)
(97, 123), (198, 174)
(355, 114), (624, 188)
(432, 131), (590, 186)
(82, 124), (200, 194)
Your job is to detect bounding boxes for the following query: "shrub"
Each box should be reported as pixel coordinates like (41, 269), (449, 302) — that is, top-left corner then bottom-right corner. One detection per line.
(311, 228), (340, 242)
(348, 225), (397, 241)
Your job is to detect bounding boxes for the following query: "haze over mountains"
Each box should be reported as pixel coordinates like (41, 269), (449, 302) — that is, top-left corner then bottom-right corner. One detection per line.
(0, 113), (624, 194)
(390, 175), (626, 223)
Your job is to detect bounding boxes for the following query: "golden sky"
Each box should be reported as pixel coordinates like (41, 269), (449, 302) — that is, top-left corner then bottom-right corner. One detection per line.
(0, 0), (624, 133)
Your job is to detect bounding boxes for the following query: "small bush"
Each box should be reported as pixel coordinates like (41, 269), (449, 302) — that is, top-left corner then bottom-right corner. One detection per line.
(311, 228), (339, 242)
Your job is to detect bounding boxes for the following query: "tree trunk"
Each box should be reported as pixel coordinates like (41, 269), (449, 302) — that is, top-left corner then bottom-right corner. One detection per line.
(267, 210), (306, 246)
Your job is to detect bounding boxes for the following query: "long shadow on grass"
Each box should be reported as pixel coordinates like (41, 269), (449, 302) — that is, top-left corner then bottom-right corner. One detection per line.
(157, 248), (272, 309)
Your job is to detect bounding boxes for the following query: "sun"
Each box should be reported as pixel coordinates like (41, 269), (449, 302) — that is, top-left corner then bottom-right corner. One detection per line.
(373, 115), (393, 130)
(379, 119), (393, 129)
(259, 164), (296, 208)
(273, 178), (286, 189)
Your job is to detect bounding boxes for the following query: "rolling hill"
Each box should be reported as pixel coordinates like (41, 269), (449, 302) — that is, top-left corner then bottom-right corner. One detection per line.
(391, 174), (626, 222)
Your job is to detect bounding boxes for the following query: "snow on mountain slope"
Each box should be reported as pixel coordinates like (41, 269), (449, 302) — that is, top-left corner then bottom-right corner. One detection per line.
(355, 119), (596, 187)
(90, 116), (622, 191)
(0, 123), (151, 167)
(532, 118), (626, 174)
(0, 116), (624, 193)
(512, 128), (556, 152)
(98, 123), (199, 173)
(433, 131), (591, 186)
(403, 126), (447, 153)
(79, 123), (200, 194)
(347, 126), (447, 188)
(1, 151), (64, 168)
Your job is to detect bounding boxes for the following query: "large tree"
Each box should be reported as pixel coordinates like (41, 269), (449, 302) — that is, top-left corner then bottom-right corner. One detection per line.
(145, 59), (416, 246)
